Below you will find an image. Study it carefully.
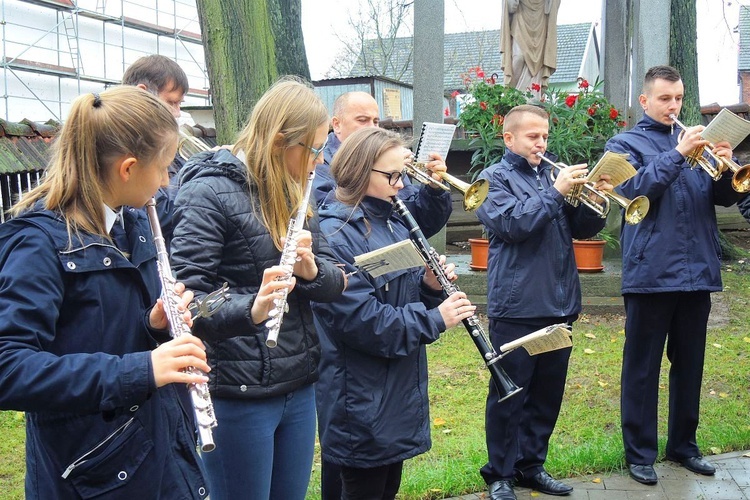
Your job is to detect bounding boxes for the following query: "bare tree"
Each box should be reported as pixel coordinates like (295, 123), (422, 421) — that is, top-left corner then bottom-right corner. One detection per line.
(325, 0), (414, 79)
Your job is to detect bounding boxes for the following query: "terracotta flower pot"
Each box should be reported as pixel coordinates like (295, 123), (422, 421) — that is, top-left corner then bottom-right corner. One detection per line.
(572, 239), (605, 273)
(468, 237), (489, 271)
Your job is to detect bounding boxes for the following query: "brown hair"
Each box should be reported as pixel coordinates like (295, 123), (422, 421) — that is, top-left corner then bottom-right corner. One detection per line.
(643, 65), (682, 94)
(232, 77), (329, 250)
(503, 104), (549, 135)
(331, 127), (405, 208)
(13, 86), (178, 238)
(122, 54), (189, 95)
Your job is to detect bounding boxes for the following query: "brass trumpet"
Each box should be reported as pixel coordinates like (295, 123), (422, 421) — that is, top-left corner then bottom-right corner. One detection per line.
(178, 125), (212, 161)
(405, 160), (489, 211)
(535, 153), (650, 225)
(669, 114), (750, 192)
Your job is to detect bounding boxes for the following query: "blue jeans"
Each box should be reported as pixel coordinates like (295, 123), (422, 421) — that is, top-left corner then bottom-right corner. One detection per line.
(201, 384), (316, 500)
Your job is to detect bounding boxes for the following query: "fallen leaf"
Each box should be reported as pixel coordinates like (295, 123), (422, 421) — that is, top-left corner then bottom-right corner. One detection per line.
(584, 333), (596, 339)
(712, 343), (722, 348)
(598, 380), (608, 388)
(433, 417), (446, 426)
(442, 429), (452, 434)
(583, 348), (595, 354)
(719, 392), (728, 398)
(610, 337), (618, 342)
(710, 446), (722, 455)
(591, 477), (602, 483)
(743, 337), (750, 343)
(709, 389), (716, 395)
(429, 488), (443, 493)
(743, 452), (750, 458)
(531, 492), (540, 497)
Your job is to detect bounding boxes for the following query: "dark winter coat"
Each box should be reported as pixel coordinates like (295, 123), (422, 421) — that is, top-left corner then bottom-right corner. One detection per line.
(312, 195), (445, 468)
(606, 115), (741, 293)
(0, 207), (207, 499)
(170, 149), (345, 400)
(475, 150), (606, 319)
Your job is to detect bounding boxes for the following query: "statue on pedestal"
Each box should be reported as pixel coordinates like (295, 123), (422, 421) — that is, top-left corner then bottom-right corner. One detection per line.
(501, 0), (561, 95)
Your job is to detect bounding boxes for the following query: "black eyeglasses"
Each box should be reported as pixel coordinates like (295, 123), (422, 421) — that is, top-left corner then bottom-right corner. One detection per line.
(298, 138), (328, 161)
(371, 168), (406, 186)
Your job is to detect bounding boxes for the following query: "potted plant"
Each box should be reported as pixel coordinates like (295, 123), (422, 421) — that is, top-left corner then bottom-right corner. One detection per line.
(572, 226), (620, 273)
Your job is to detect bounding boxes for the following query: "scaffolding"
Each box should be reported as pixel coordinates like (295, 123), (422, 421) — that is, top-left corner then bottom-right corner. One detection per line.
(0, 0), (211, 122)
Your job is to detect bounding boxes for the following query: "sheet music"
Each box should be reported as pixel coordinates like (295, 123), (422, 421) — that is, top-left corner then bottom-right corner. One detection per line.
(499, 324), (572, 356)
(414, 122), (457, 163)
(586, 151), (636, 188)
(353, 239), (424, 278)
(701, 108), (750, 150)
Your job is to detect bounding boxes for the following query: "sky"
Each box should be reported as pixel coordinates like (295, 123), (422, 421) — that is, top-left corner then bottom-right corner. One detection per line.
(301, 0), (743, 106)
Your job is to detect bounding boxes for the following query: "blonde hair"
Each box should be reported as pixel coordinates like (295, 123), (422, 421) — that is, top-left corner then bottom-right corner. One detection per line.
(13, 86), (178, 238)
(502, 104), (549, 135)
(331, 127), (405, 208)
(232, 77), (329, 250)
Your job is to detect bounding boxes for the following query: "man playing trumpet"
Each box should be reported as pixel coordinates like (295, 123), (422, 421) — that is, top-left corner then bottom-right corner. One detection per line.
(475, 104), (612, 500)
(605, 65), (742, 486)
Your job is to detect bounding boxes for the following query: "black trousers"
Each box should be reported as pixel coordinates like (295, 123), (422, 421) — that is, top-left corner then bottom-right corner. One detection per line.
(321, 460), (343, 500)
(339, 461), (403, 500)
(480, 317), (573, 484)
(621, 292), (711, 465)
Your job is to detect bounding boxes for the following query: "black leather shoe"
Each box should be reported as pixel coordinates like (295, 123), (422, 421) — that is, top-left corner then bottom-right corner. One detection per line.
(628, 464), (658, 485)
(515, 470), (573, 496)
(488, 480), (517, 500)
(667, 455), (716, 476)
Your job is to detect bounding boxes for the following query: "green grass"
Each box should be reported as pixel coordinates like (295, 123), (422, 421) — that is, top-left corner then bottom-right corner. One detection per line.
(3, 264), (750, 499)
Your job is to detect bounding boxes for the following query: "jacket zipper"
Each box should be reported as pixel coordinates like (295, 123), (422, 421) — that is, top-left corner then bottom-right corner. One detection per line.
(61, 417), (135, 479)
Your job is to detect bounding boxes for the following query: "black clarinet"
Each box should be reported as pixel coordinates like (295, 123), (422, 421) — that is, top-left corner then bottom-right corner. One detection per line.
(392, 198), (522, 402)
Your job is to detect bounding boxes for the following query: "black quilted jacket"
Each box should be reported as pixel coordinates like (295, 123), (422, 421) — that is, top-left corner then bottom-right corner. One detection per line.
(170, 149), (345, 399)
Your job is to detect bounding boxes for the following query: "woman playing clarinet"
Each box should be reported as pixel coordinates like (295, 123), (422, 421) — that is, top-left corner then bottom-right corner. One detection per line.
(311, 127), (475, 500)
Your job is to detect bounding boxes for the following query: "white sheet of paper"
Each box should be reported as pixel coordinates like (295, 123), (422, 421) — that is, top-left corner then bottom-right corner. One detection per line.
(414, 122), (457, 163)
(701, 108), (750, 150)
(499, 324), (572, 356)
(353, 239), (424, 278)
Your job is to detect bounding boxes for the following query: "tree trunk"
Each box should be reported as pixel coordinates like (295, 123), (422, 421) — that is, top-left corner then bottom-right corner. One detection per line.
(196, 0), (277, 143)
(669, 0), (700, 124)
(269, 0), (311, 79)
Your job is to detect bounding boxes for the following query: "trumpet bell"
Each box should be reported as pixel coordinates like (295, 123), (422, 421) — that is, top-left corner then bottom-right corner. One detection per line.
(623, 195), (650, 225)
(462, 179), (489, 211)
(731, 164), (750, 193)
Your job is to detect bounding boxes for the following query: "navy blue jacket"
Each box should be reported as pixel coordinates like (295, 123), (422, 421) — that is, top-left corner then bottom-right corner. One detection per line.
(0, 208), (207, 499)
(313, 130), (453, 239)
(475, 151), (605, 319)
(311, 196), (445, 468)
(171, 149), (345, 400)
(606, 115), (741, 293)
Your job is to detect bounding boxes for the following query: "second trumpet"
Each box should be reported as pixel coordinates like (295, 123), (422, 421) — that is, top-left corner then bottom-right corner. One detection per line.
(535, 153), (650, 225)
(405, 161), (489, 212)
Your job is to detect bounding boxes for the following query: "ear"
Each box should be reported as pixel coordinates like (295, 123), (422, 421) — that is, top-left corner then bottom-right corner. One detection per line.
(273, 132), (286, 152)
(116, 156), (138, 182)
(331, 116), (341, 133)
(639, 94), (648, 110)
(503, 132), (514, 149)
(136, 83), (148, 92)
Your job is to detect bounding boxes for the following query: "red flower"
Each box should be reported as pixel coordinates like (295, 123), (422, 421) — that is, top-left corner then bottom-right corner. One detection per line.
(477, 69), (485, 78)
(565, 95), (577, 107)
(492, 114), (504, 126)
(451, 90), (460, 98)
(609, 108), (619, 120)
(480, 101), (488, 110)
(444, 107), (450, 117)
(489, 75), (496, 84)
(579, 79), (590, 89)
(531, 83), (541, 92)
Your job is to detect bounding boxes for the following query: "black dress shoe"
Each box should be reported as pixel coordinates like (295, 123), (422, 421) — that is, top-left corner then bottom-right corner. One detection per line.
(628, 464), (658, 485)
(488, 480), (517, 500)
(515, 470), (573, 496)
(667, 455), (716, 476)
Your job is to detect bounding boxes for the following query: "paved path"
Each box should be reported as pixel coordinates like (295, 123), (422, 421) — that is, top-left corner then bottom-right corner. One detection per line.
(445, 450), (750, 499)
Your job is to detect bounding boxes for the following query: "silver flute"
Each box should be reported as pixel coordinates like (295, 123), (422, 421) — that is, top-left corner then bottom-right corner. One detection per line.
(145, 198), (218, 452)
(266, 171), (316, 348)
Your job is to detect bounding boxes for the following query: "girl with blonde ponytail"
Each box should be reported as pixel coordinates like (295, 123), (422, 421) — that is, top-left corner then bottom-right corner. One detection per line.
(170, 77), (346, 500)
(0, 86), (211, 499)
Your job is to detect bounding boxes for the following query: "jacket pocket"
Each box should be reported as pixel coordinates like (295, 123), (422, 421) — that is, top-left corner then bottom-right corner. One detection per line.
(62, 417), (154, 499)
